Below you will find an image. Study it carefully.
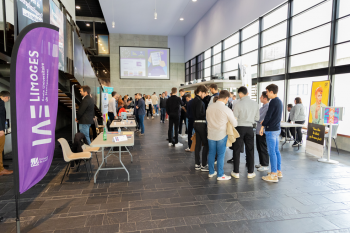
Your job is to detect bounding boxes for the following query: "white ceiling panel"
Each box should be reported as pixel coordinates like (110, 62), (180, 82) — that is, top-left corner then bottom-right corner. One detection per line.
(99, 0), (218, 36)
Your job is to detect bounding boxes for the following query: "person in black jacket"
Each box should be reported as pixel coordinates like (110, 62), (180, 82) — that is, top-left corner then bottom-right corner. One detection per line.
(0, 91), (12, 176)
(76, 86), (95, 145)
(179, 89), (187, 137)
(159, 92), (167, 123)
(166, 87), (183, 147)
(192, 85), (209, 172)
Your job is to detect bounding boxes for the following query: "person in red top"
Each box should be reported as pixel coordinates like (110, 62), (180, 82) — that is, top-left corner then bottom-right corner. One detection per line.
(118, 103), (127, 116)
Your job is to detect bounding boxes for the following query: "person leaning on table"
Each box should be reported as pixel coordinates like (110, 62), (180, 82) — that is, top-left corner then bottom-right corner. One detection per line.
(289, 97), (306, 147)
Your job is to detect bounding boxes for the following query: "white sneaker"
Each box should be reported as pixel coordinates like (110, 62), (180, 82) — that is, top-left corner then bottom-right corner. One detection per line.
(152, 117), (154, 119)
(201, 165), (209, 172)
(255, 164), (261, 168)
(160, 121), (162, 123)
(147, 117), (149, 119)
(168, 143), (173, 147)
(181, 134), (187, 138)
(185, 148), (191, 152)
(217, 175), (232, 181)
(248, 173), (256, 179)
(231, 171), (239, 179)
(175, 142), (183, 147)
(257, 166), (269, 172)
(208, 171), (217, 178)
(280, 137), (285, 142)
(214, 161), (217, 165)
(195, 164), (201, 170)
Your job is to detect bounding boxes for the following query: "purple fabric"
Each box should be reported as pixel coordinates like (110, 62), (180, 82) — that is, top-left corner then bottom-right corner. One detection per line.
(15, 27), (59, 194)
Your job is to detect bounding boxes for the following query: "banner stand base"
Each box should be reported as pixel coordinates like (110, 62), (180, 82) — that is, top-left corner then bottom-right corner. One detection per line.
(318, 158), (339, 164)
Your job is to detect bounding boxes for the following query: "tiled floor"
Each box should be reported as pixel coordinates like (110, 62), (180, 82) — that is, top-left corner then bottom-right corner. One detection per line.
(1, 118), (350, 233)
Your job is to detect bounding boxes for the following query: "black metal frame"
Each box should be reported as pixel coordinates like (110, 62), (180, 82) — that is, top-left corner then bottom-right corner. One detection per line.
(184, 0), (349, 119)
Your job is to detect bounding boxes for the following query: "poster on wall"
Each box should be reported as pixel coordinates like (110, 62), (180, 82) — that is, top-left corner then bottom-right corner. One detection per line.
(306, 81), (330, 158)
(17, 0), (43, 32)
(102, 92), (108, 123)
(49, 0), (64, 71)
(10, 23), (59, 194)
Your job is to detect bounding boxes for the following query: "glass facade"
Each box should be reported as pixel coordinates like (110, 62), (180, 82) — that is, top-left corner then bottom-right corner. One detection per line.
(185, 0), (350, 136)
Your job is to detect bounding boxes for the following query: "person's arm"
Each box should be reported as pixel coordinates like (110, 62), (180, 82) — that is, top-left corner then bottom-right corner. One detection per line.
(228, 109), (238, 127)
(208, 96), (214, 107)
(262, 103), (274, 128)
(255, 104), (260, 122)
(166, 99), (169, 114)
(233, 104), (239, 120)
(290, 106), (295, 121)
(0, 102), (5, 136)
(113, 99), (116, 117)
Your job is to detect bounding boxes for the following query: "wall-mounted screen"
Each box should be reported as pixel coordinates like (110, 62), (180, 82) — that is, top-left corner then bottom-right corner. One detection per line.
(120, 46), (170, 80)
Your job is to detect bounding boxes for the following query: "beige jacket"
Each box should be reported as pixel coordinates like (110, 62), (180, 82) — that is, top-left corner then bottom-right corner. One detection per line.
(226, 121), (240, 147)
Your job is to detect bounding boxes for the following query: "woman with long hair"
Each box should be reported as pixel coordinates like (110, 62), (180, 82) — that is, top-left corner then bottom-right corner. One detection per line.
(145, 95), (154, 119)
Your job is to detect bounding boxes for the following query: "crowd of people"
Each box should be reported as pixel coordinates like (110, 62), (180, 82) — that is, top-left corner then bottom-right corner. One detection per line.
(77, 82), (308, 183)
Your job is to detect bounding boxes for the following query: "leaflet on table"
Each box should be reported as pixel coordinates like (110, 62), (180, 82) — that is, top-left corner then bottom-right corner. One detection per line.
(120, 58), (146, 77)
(113, 135), (128, 142)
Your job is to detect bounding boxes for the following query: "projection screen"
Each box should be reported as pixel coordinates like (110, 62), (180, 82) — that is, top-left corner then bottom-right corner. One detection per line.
(120, 46), (170, 80)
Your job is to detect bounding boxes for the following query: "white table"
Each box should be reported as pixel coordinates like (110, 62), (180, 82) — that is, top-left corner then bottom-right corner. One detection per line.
(111, 120), (137, 129)
(90, 131), (134, 183)
(280, 122), (305, 150)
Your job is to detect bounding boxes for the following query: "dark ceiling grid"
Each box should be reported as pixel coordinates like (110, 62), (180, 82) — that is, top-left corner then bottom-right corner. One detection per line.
(75, 0), (105, 18)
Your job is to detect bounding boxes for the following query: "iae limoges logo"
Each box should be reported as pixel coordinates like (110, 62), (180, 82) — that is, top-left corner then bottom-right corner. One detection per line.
(31, 158), (39, 167)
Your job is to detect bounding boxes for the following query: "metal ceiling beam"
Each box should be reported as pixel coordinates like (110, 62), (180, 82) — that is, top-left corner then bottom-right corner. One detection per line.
(76, 16), (105, 23)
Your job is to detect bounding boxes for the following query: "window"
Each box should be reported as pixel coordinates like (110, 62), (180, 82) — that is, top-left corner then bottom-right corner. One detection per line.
(290, 47), (329, 72)
(335, 42), (350, 66)
(242, 35), (258, 54)
(205, 49), (211, 59)
(338, 0), (350, 18)
(204, 68), (210, 77)
(242, 21), (259, 40)
(291, 0), (332, 36)
(335, 16), (350, 43)
(290, 24), (331, 55)
(223, 70), (238, 79)
(251, 65), (258, 78)
(334, 74), (350, 136)
(224, 33), (239, 49)
(212, 64), (221, 75)
(241, 50), (258, 66)
(292, 0), (326, 16)
(223, 45), (239, 61)
(261, 40), (286, 62)
(261, 58), (285, 77)
(287, 76), (328, 125)
(262, 4), (288, 30)
(261, 21), (287, 46)
(213, 53), (221, 65)
(223, 57), (239, 72)
(213, 43), (222, 54)
(204, 58), (211, 68)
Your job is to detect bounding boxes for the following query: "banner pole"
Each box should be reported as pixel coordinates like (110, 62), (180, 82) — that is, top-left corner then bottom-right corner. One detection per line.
(15, 193), (20, 233)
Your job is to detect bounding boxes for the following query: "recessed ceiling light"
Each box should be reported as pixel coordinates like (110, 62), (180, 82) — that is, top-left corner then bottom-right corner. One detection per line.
(76, 6), (80, 9)
(192, 0), (197, 2)
(86, 23), (90, 26)
(180, 18), (184, 21)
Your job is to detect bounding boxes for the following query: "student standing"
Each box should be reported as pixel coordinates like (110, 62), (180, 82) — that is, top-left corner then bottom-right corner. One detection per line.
(134, 94), (140, 132)
(290, 97), (306, 146)
(192, 85), (209, 172)
(231, 86), (259, 179)
(260, 84), (283, 183)
(145, 95), (154, 119)
(166, 88), (183, 147)
(185, 93), (193, 152)
(136, 93), (146, 135)
(164, 91), (169, 120)
(159, 92), (167, 123)
(108, 91), (118, 121)
(76, 86), (95, 145)
(179, 89), (187, 138)
(151, 92), (159, 116)
(0, 91), (12, 176)
(255, 91), (270, 172)
(208, 84), (219, 106)
(207, 90), (237, 180)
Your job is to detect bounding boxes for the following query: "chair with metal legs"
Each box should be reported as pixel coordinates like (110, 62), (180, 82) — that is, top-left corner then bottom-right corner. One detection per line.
(58, 138), (93, 184)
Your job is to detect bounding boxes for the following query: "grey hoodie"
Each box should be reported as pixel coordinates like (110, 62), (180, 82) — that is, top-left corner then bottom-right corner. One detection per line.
(290, 103), (306, 122)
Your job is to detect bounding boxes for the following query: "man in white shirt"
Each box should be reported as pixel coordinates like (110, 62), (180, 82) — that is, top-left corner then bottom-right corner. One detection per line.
(108, 91), (118, 121)
(206, 90), (238, 181)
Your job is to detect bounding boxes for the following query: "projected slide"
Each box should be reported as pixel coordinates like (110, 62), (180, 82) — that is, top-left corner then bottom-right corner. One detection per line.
(120, 47), (170, 80)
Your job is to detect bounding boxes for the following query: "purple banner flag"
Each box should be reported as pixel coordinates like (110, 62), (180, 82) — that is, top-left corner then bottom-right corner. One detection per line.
(11, 24), (59, 194)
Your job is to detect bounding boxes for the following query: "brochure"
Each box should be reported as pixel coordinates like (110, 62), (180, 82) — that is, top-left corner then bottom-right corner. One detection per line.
(113, 135), (128, 142)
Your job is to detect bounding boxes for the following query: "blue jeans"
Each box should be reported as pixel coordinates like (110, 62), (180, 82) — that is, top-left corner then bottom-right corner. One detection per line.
(135, 115), (139, 130)
(265, 130), (281, 173)
(208, 136), (228, 177)
(138, 115), (145, 134)
(160, 108), (166, 122)
(79, 124), (91, 145)
(153, 104), (159, 114)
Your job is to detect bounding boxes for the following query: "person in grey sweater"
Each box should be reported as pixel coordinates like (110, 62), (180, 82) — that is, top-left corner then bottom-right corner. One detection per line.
(290, 97), (306, 146)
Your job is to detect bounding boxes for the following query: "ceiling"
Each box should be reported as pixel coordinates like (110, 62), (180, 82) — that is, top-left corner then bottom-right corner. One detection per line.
(75, 0), (105, 18)
(99, 0), (219, 36)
